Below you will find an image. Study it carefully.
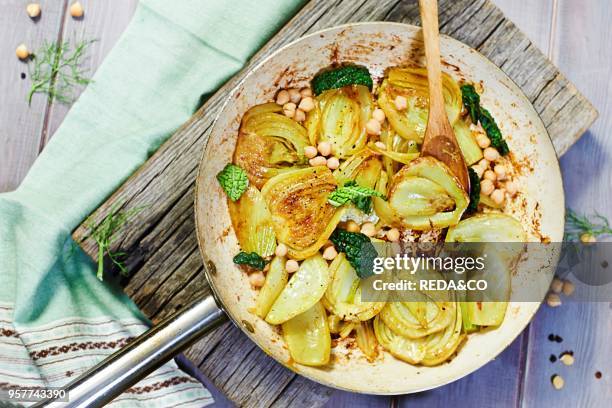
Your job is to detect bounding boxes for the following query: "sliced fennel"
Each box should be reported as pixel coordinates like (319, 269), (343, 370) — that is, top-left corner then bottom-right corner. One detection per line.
(380, 298), (456, 339)
(374, 303), (464, 366)
(266, 254), (329, 324)
(228, 185), (276, 257)
(262, 166), (342, 260)
(306, 85), (373, 158)
(453, 118), (483, 166)
(355, 320), (379, 361)
(234, 103), (309, 189)
(282, 302), (331, 366)
(322, 253), (386, 321)
(387, 157), (469, 229)
(333, 148), (382, 188)
(445, 213), (526, 242)
(254, 256), (288, 318)
(446, 214), (525, 328)
(378, 67), (462, 143)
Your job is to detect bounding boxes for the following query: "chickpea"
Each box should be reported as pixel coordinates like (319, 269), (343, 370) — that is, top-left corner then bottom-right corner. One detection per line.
(483, 170), (497, 182)
(361, 222), (377, 237)
(298, 97), (315, 112)
(300, 87), (313, 98)
(276, 89), (290, 105)
(386, 228), (400, 242)
(285, 259), (300, 273)
(472, 164), (485, 178)
(372, 108), (386, 123)
(282, 102), (296, 118)
(249, 271), (266, 287)
(478, 158), (490, 168)
(317, 141), (332, 156)
(346, 220), (360, 233)
(366, 118), (381, 135)
(546, 293), (562, 308)
(322, 246), (338, 260)
(551, 374), (564, 389)
(394, 95), (408, 111)
(70, 1), (84, 18)
(480, 179), (494, 195)
(483, 147), (500, 162)
(549, 277), (563, 293)
(282, 102), (296, 111)
(26, 3), (41, 18)
(288, 88), (301, 104)
(326, 157), (340, 170)
(294, 109), (306, 122)
(275, 243), (288, 257)
(560, 353), (575, 366)
(505, 180), (517, 196)
(16, 44), (30, 60)
(491, 188), (506, 205)
(374, 141), (387, 150)
(304, 146), (318, 159)
(309, 156), (327, 167)
(476, 134), (491, 149)
(562, 280), (575, 296)
(494, 164), (506, 179)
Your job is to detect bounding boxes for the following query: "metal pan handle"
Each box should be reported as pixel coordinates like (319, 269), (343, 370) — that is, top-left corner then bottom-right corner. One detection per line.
(35, 295), (227, 407)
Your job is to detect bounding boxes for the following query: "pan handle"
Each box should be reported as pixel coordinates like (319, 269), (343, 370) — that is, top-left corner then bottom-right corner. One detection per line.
(35, 295), (227, 407)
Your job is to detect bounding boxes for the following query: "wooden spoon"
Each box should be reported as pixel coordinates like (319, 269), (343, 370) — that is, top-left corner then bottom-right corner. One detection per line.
(418, 0), (470, 192)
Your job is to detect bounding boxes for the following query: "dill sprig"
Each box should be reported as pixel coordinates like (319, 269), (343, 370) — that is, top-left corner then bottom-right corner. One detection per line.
(83, 204), (143, 281)
(27, 39), (94, 105)
(564, 208), (612, 242)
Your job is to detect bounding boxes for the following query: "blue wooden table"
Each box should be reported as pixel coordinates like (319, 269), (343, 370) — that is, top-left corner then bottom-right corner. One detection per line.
(0, 1), (609, 406)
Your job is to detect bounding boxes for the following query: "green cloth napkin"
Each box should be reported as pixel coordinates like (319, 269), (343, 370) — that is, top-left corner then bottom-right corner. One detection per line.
(0, 0), (303, 406)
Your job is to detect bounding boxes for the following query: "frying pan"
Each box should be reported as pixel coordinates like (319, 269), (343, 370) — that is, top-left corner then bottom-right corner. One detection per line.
(40, 22), (564, 406)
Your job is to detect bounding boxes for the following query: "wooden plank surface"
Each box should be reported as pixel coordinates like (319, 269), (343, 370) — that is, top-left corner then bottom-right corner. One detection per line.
(520, 1), (612, 406)
(68, 0), (598, 407)
(0, 0), (67, 192)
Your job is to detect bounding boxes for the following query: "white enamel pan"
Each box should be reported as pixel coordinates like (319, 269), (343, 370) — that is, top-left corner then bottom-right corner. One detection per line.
(40, 23), (564, 407)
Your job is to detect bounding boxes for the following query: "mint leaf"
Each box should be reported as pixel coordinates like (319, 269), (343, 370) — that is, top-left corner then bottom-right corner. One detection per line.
(233, 251), (267, 270)
(328, 181), (385, 213)
(217, 164), (249, 201)
(330, 228), (377, 278)
(352, 195), (373, 214)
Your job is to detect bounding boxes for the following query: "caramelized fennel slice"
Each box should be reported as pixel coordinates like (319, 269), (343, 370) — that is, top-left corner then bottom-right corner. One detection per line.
(261, 166), (341, 260)
(228, 185), (276, 257)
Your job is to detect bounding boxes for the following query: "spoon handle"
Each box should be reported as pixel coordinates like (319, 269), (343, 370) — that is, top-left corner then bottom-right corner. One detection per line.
(419, 0), (446, 132)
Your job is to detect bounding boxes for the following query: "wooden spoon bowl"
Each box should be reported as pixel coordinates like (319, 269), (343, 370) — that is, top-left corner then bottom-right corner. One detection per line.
(419, 0), (470, 191)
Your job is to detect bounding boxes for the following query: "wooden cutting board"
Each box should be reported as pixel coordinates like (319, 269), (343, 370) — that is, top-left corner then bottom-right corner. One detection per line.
(72, 0), (597, 406)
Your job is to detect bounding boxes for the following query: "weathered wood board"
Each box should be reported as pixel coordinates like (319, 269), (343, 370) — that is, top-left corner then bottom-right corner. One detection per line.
(72, 0), (598, 406)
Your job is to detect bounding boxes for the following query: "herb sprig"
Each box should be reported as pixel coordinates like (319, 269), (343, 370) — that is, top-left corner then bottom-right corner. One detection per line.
(27, 39), (94, 105)
(82, 203), (143, 280)
(328, 181), (385, 213)
(564, 208), (612, 242)
(233, 251), (268, 270)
